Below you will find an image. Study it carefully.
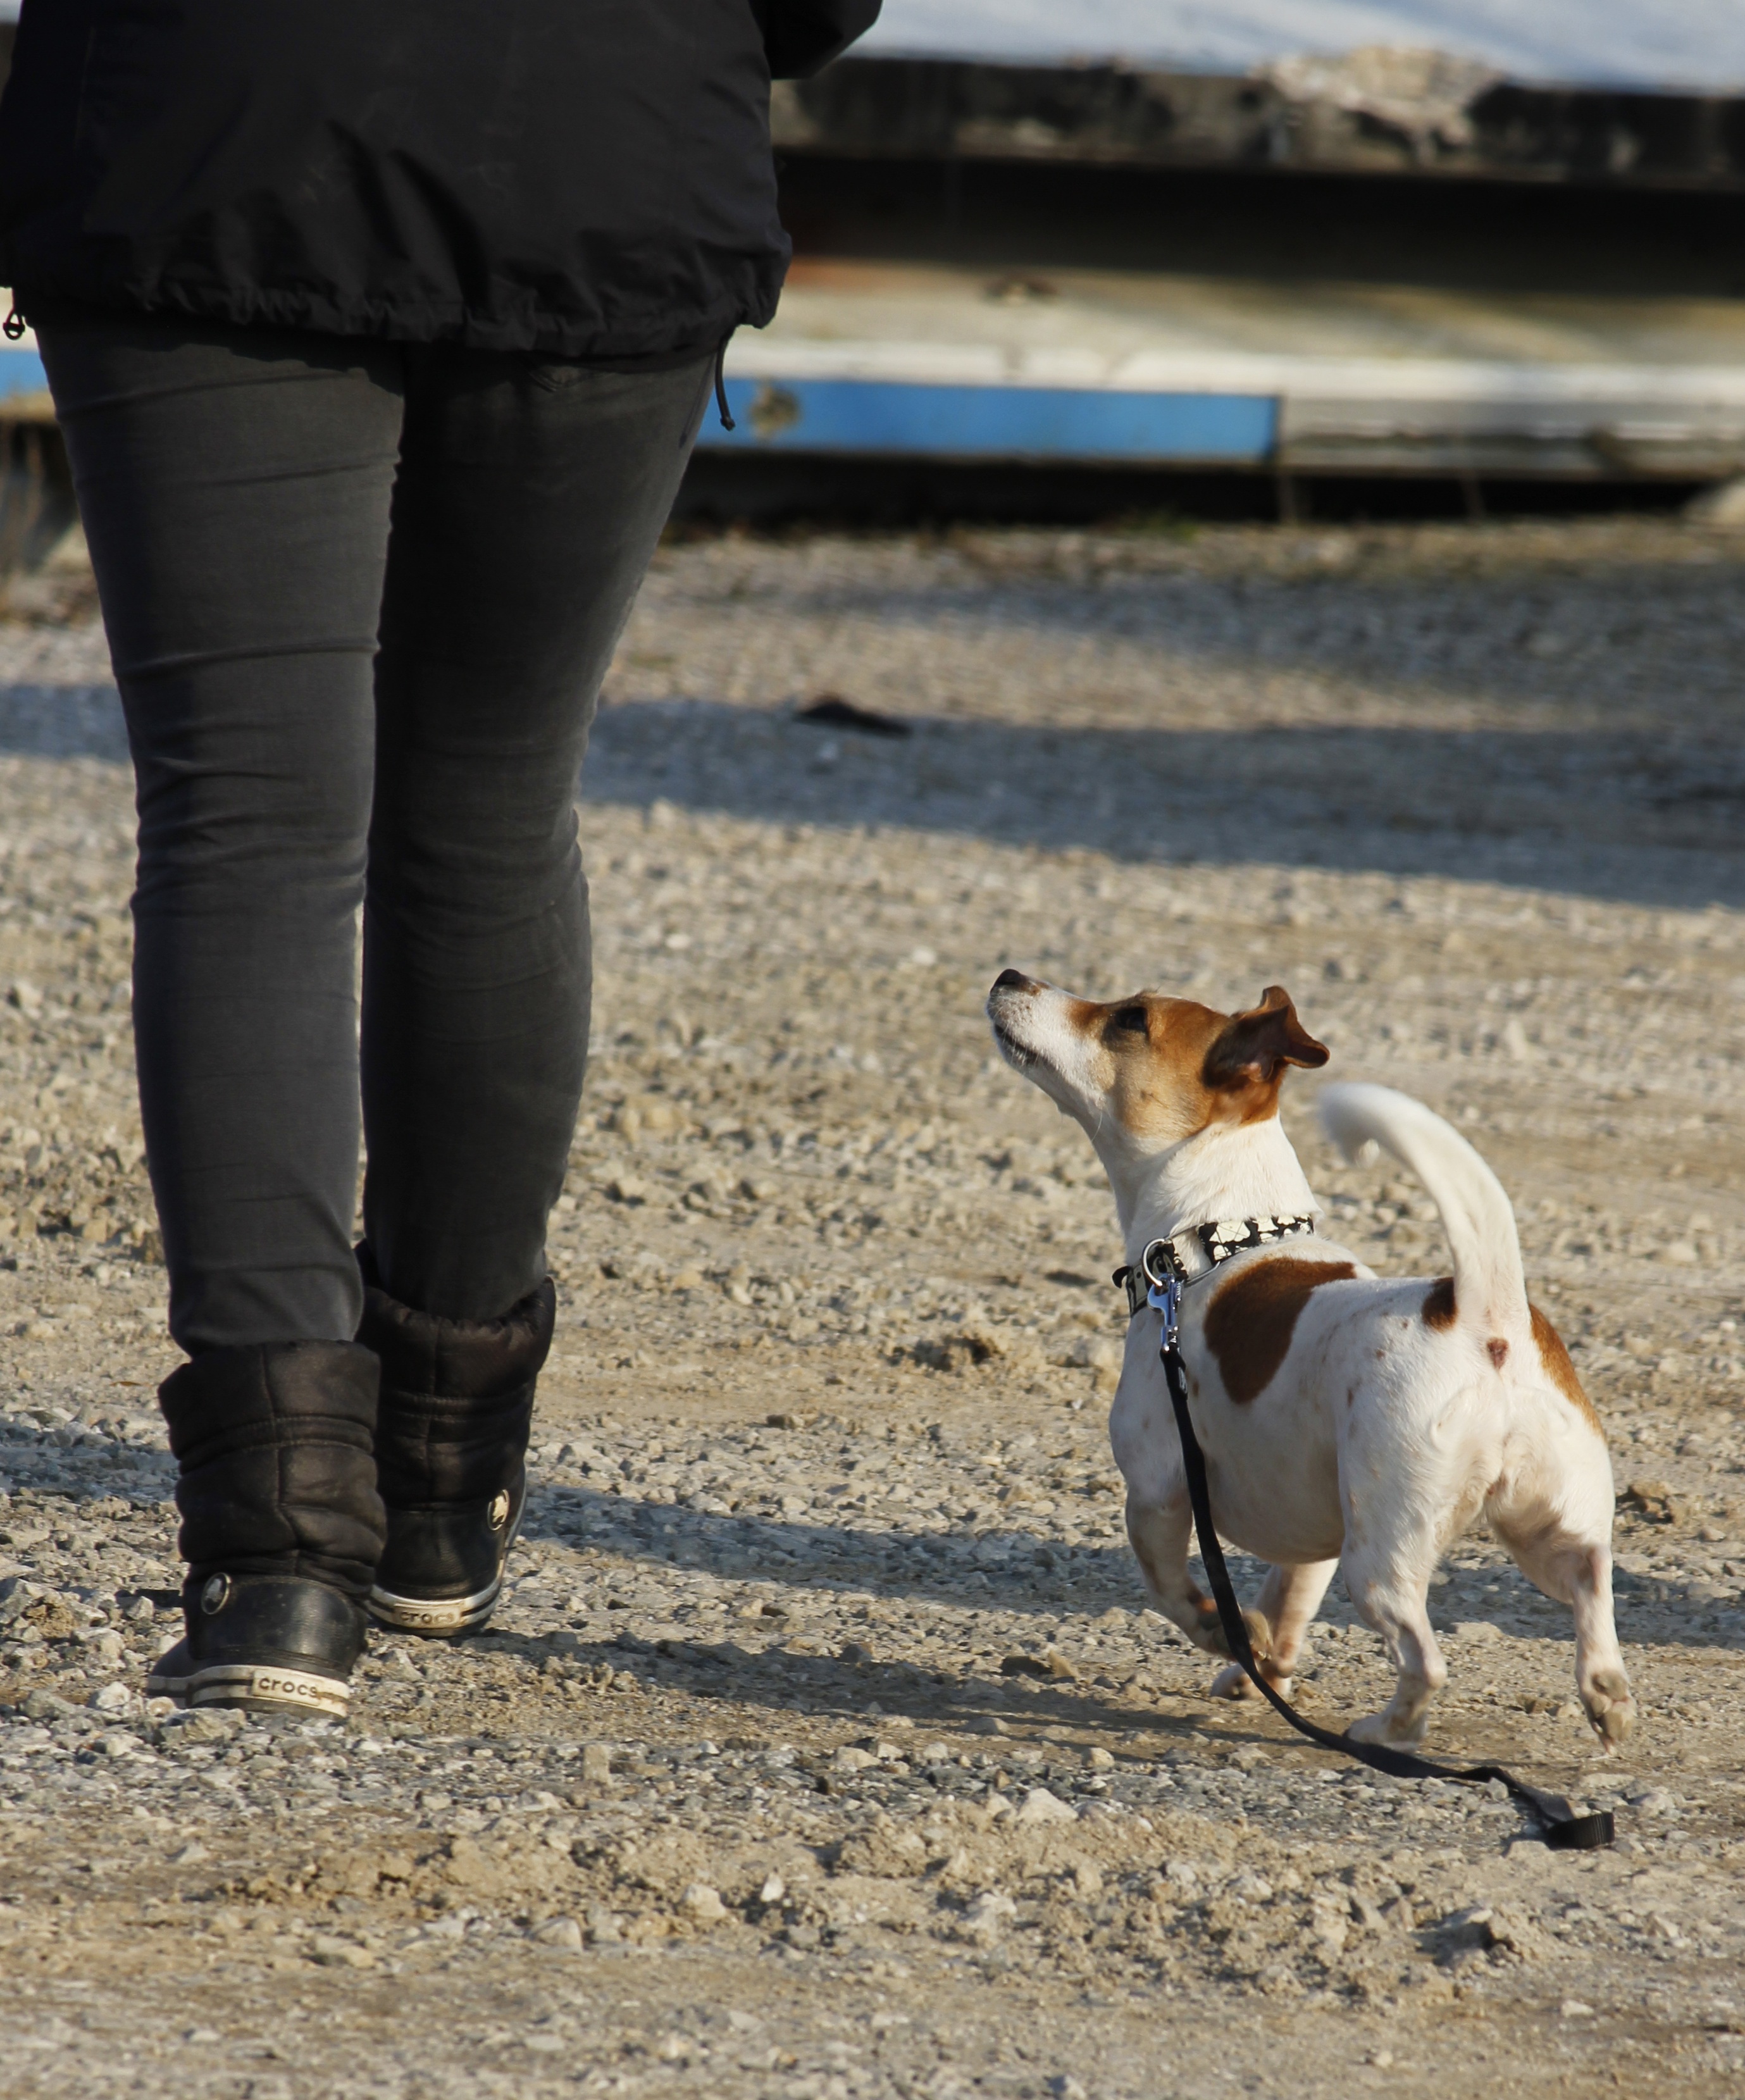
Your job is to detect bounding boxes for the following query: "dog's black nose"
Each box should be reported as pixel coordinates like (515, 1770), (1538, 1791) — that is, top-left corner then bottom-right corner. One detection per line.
(993, 968), (1030, 993)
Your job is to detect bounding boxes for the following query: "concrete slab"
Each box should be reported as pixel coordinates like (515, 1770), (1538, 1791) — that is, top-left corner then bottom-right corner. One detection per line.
(710, 259), (1745, 474)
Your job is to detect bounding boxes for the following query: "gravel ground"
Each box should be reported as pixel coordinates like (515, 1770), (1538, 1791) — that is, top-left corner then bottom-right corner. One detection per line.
(0, 516), (1742, 2096)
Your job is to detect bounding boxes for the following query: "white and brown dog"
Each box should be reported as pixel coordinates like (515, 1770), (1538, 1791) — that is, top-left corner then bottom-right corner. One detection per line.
(986, 969), (1634, 1753)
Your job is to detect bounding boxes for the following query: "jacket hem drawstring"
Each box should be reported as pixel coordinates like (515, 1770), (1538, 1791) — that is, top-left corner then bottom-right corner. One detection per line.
(712, 339), (735, 432)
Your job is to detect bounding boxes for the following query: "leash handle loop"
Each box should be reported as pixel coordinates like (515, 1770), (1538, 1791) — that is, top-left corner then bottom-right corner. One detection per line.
(1157, 1331), (1612, 1852)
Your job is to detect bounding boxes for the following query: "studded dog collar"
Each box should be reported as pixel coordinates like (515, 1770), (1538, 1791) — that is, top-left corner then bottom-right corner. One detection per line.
(1113, 1212), (1317, 1317)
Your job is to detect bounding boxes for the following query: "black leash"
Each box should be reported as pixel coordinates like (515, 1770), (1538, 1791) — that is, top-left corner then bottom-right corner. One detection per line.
(1140, 1263), (1612, 1851)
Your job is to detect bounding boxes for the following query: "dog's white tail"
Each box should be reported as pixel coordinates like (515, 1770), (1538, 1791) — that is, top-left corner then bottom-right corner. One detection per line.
(1318, 1082), (1529, 1339)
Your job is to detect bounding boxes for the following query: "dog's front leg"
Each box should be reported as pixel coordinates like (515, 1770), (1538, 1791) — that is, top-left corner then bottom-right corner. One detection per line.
(1127, 1489), (1222, 1651)
(1126, 1491), (1272, 1673)
(1113, 1357), (1271, 1678)
(1115, 1362), (1251, 1663)
(1210, 1558), (1338, 1701)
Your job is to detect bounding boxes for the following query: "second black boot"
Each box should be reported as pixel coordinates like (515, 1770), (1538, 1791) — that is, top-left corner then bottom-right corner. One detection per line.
(357, 1252), (556, 1637)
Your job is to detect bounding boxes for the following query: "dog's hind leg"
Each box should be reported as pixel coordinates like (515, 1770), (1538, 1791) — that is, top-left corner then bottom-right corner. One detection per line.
(1126, 1491), (1272, 1671)
(1210, 1557), (1338, 1701)
(1489, 1498), (1634, 1751)
(1341, 1525), (1448, 1749)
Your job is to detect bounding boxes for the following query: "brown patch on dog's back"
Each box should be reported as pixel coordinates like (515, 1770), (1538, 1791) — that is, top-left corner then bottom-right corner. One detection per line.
(1424, 1284), (1586, 1409)
(1422, 1276), (1456, 1329)
(1531, 1305), (1605, 1439)
(1203, 1257), (1358, 1405)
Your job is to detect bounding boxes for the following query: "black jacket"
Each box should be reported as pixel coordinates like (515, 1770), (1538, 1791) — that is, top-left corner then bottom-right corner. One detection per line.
(0, 0), (878, 357)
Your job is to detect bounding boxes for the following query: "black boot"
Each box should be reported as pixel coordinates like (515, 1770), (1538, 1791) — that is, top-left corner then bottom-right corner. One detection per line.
(357, 1253), (555, 1637)
(147, 1343), (385, 1718)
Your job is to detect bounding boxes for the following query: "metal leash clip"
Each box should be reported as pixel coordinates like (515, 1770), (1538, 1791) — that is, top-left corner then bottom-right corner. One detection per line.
(1138, 1238), (1182, 1345)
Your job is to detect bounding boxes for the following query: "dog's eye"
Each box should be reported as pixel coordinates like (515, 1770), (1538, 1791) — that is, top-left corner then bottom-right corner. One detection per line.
(1107, 1005), (1149, 1037)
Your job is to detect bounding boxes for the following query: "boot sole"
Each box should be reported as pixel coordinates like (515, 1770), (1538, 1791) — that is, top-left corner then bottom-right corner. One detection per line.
(146, 1659), (350, 1719)
(366, 1570), (504, 1637)
(369, 1484), (525, 1637)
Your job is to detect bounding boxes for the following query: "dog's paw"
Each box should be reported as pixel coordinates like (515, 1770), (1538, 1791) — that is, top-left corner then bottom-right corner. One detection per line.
(1581, 1669), (1636, 1750)
(1193, 1603), (1273, 1663)
(1211, 1662), (1293, 1701)
(1192, 1600), (1231, 1656)
(1348, 1709), (1429, 1750)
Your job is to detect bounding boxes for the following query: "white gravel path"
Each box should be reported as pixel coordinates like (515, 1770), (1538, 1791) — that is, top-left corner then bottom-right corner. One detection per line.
(0, 516), (1741, 2096)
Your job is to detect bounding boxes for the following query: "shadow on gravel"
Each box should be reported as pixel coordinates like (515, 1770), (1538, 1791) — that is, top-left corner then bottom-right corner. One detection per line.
(526, 1480), (1140, 1624)
(500, 1619), (1206, 1744)
(523, 1483), (1741, 1655)
(10, 1453), (1730, 1663)
(582, 699), (1745, 914)
(767, 559), (1745, 723)
(6, 678), (1740, 910)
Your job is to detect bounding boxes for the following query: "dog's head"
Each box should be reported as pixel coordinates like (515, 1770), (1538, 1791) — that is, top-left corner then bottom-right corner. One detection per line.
(986, 970), (1328, 1168)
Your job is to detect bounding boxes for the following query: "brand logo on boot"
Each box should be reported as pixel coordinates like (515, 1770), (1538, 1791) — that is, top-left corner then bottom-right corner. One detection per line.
(488, 1491), (511, 1530)
(200, 1574), (232, 1615)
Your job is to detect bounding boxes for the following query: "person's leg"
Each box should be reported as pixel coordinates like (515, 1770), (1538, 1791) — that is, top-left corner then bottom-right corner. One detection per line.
(362, 351), (712, 1314)
(358, 349), (712, 1632)
(39, 313), (405, 1710)
(41, 314), (403, 1351)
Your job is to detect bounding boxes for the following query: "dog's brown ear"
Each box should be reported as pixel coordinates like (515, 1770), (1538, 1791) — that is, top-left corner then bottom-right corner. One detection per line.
(1203, 986), (1329, 1090)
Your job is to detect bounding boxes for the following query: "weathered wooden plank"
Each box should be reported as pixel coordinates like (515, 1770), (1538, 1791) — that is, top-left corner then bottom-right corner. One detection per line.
(774, 58), (1745, 191)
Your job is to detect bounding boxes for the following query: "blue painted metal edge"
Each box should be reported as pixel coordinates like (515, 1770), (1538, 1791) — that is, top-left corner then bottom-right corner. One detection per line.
(0, 345), (48, 399)
(697, 376), (1277, 463)
(0, 353), (1281, 459)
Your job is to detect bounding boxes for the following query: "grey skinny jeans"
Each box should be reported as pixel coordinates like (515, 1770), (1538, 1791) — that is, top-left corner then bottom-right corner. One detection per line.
(39, 313), (711, 1353)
